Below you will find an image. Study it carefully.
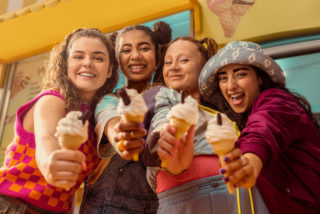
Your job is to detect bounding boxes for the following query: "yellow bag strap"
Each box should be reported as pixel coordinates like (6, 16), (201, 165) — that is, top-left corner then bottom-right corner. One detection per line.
(199, 104), (254, 214)
(237, 188), (255, 214)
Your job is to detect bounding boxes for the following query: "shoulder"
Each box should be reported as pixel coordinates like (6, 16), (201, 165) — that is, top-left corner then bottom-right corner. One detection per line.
(95, 93), (118, 116)
(253, 88), (299, 112)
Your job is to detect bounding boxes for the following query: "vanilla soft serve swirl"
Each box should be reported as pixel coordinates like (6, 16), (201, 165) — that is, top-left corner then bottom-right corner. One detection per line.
(167, 96), (199, 124)
(117, 88), (148, 117)
(205, 113), (237, 143)
(55, 111), (88, 142)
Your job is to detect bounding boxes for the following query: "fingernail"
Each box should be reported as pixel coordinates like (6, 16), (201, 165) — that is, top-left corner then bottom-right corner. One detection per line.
(224, 157), (229, 162)
(139, 123), (144, 128)
(220, 169), (226, 174)
(233, 184), (237, 188)
(82, 162), (87, 171)
(224, 177), (229, 182)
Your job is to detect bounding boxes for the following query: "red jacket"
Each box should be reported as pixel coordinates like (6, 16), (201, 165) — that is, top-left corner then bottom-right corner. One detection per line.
(237, 88), (320, 213)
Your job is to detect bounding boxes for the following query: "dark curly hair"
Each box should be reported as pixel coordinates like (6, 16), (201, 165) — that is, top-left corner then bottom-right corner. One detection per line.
(42, 28), (119, 112)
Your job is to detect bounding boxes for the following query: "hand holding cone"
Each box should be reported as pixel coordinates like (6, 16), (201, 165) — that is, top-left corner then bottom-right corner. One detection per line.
(205, 113), (237, 194)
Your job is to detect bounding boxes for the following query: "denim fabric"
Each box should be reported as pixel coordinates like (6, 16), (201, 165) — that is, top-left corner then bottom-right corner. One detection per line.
(0, 195), (27, 214)
(80, 155), (158, 214)
(157, 175), (269, 214)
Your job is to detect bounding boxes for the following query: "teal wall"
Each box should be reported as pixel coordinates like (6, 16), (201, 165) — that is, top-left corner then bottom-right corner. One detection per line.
(276, 52), (320, 113)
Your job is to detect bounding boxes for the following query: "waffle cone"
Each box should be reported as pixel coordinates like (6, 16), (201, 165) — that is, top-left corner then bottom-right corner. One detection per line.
(123, 114), (145, 123)
(170, 117), (191, 140)
(58, 134), (85, 150)
(209, 139), (235, 194)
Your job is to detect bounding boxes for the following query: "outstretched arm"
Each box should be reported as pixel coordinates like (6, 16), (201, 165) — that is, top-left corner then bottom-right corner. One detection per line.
(33, 95), (86, 189)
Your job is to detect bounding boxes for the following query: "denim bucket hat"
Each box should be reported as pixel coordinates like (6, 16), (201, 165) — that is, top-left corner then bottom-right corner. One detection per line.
(199, 41), (285, 103)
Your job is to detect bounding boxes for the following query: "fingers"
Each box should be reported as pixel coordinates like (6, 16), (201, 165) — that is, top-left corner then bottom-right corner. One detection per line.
(46, 150), (86, 189)
(115, 120), (145, 133)
(221, 150), (256, 189)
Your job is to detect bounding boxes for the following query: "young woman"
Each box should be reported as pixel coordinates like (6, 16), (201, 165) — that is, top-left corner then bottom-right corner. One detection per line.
(0, 28), (118, 213)
(141, 38), (269, 214)
(79, 22), (172, 214)
(199, 41), (320, 213)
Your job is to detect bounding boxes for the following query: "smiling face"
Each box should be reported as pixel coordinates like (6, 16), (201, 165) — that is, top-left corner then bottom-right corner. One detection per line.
(163, 40), (204, 98)
(218, 64), (262, 113)
(118, 30), (156, 83)
(67, 37), (112, 102)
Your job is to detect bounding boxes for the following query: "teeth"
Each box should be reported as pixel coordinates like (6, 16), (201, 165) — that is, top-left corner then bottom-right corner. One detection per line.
(130, 65), (144, 69)
(230, 93), (242, 98)
(79, 72), (95, 77)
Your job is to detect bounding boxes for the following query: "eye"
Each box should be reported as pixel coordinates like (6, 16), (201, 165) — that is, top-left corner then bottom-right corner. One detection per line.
(140, 46), (151, 52)
(218, 74), (228, 83)
(180, 58), (189, 63)
(94, 56), (104, 61)
(235, 71), (247, 78)
(164, 60), (172, 66)
(73, 54), (84, 60)
(120, 48), (131, 54)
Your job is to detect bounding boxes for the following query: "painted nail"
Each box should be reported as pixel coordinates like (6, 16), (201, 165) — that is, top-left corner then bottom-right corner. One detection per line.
(224, 177), (229, 182)
(233, 184), (237, 188)
(224, 157), (229, 162)
(220, 169), (226, 174)
(139, 123), (144, 128)
(82, 162), (87, 171)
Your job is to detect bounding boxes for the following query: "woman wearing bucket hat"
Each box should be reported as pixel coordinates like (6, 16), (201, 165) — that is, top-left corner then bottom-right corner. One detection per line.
(200, 41), (320, 213)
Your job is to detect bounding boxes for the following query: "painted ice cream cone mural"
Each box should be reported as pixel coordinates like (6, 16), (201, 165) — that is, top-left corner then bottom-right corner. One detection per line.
(207, 0), (255, 38)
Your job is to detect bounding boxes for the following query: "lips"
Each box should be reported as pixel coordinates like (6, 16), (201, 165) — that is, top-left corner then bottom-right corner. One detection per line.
(229, 93), (244, 105)
(129, 64), (146, 73)
(169, 74), (184, 80)
(79, 71), (95, 78)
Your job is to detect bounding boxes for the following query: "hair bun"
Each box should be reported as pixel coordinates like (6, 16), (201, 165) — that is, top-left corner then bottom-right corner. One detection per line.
(153, 21), (172, 45)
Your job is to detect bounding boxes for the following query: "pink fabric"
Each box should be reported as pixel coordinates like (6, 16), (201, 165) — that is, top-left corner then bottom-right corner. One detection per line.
(237, 88), (320, 213)
(0, 90), (99, 212)
(156, 155), (220, 193)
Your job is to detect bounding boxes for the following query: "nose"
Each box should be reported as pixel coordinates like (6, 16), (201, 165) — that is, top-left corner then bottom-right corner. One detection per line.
(227, 77), (237, 90)
(131, 49), (142, 60)
(83, 56), (92, 67)
(169, 60), (179, 71)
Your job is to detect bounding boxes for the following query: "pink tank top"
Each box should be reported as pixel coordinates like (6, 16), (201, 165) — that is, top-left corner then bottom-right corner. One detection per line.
(0, 89), (99, 212)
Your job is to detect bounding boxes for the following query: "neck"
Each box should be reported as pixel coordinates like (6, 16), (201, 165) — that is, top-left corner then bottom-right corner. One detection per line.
(127, 80), (150, 93)
(190, 91), (201, 103)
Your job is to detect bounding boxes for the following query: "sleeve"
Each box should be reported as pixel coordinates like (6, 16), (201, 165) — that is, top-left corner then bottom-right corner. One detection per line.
(94, 94), (119, 158)
(237, 89), (303, 166)
(143, 87), (180, 166)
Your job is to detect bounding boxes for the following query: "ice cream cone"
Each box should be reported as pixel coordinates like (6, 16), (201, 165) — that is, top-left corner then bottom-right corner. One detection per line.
(117, 88), (148, 161)
(58, 134), (85, 150)
(170, 117), (191, 140)
(209, 140), (235, 194)
(205, 113), (238, 194)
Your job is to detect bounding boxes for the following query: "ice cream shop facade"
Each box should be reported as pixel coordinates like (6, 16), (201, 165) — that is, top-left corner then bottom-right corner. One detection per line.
(0, 0), (320, 173)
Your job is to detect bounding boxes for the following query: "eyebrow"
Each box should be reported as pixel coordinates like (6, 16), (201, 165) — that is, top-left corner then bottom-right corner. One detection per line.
(218, 67), (249, 75)
(122, 41), (152, 48)
(72, 50), (106, 55)
(233, 67), (249, 72)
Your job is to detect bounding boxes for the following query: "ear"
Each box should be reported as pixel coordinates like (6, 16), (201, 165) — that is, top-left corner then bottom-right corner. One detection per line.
(106, 65), (113, 79)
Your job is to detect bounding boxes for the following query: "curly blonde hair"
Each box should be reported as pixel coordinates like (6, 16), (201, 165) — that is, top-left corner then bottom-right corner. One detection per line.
(42, 28), (118, 111)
